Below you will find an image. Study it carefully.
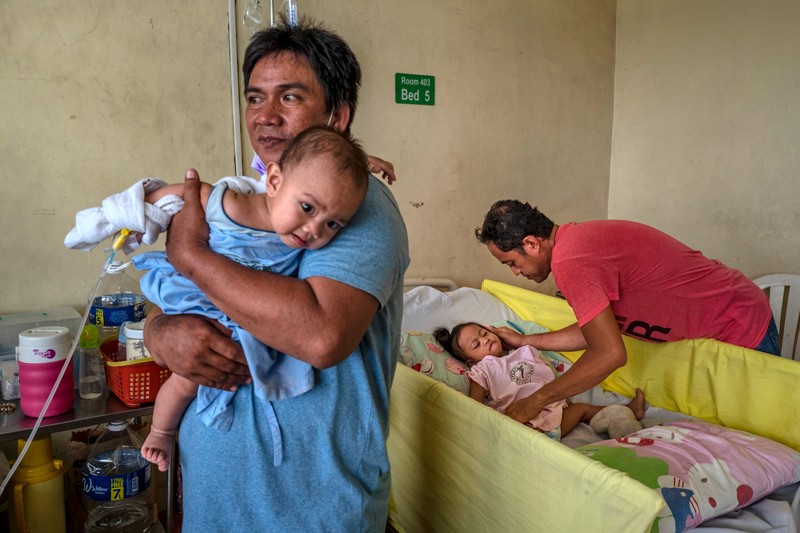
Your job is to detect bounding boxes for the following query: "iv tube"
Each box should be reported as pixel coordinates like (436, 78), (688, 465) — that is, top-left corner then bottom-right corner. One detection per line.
(0, 230), (131, 498)
(270, 0), (275, 27)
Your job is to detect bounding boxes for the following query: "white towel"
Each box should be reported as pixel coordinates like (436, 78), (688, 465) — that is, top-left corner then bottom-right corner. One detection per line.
(64, 178), (184, 254)
(64, 176), (262, 255)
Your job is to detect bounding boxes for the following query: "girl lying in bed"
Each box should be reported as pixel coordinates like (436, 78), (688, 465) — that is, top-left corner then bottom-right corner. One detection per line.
(433, 322), (646, 440)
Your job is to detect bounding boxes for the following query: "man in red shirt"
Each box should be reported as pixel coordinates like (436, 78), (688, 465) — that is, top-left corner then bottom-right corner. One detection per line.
(476, 199), (778, 424)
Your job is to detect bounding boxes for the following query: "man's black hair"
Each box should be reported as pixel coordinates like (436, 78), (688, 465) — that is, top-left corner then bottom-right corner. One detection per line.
(243, 17), (361, 133)
(475, 200), (554, 252)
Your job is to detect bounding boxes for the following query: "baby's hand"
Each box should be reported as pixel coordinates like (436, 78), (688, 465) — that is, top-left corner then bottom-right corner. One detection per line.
(367, 155), (396, 185)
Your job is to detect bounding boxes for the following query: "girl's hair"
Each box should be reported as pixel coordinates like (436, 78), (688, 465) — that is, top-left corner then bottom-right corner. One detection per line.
(432, 321), (483, 363)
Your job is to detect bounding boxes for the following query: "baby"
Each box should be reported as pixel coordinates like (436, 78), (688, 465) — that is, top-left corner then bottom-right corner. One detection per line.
(138, 126), (369, 471)
(434, 322), (645, 440)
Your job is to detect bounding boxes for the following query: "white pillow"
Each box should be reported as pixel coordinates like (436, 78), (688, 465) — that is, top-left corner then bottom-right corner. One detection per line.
(401, 286), (525, 333)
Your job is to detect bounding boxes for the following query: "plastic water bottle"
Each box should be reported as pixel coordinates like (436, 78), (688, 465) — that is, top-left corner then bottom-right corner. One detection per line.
(89, 261), (146, 344)
(82, 420), (154, 528)
(85, 501), (151, 533)
(79, 325), (105, 400)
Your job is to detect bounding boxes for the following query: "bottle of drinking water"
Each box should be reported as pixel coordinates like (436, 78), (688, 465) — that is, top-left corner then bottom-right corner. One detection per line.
(89, 261), (146, 344)
(82, 419), (154, 530)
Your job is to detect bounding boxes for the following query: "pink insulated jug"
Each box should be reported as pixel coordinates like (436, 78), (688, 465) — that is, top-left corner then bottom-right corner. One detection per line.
(17, 326), (75, 417)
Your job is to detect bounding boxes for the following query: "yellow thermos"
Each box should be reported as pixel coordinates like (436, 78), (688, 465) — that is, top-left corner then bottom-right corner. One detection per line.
(8, 435), (67, 533)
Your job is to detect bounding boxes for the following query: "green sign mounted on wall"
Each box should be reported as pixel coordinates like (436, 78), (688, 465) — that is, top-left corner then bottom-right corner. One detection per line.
(395, 73), (435, 106)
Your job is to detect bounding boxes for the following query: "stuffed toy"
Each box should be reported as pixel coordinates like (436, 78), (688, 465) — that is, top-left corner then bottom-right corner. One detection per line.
(589, 404), (643, 439)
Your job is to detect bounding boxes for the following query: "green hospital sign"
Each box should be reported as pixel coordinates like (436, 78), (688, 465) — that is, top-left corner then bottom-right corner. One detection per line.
(395, 73), (435, 106)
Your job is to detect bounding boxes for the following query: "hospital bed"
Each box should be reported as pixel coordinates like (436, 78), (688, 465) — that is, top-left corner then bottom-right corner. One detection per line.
(387, 279), (800, 533)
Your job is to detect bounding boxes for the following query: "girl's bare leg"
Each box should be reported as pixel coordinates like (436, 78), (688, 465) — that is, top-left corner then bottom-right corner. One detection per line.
(561, 388), (646, 437)
(141, 374), (199, 472)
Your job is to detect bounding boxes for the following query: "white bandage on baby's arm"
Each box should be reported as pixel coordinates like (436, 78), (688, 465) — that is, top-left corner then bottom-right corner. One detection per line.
(64, 177), (184, 253)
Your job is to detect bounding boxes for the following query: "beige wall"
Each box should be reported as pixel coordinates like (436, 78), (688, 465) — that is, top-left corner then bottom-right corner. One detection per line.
(610, 0), (800, 278)
(1, 0), (615, 316)
(1, 1), (234, 313)
(7, 0), (795, 316)
(306, 0), (617, 292)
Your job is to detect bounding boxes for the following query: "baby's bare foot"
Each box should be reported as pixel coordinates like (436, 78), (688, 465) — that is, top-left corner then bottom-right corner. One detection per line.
(143, 448), (170, 473)
(627, 388), (647, 420)
(141, 427), (175, 472)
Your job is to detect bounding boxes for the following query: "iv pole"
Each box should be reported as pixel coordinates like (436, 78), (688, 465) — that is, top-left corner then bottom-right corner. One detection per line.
(269, 0), (275, 27)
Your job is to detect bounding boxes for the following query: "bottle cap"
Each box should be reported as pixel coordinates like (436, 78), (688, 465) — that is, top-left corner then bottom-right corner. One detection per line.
(18, 326), (71, 349)
(17, 326), (72, 363)
(80, 324), (100, 349)
(124, 320), (146, 340)
(106, 420), (129, 431)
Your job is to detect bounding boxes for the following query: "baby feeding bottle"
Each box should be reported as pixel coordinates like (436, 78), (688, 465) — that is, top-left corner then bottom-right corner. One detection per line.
(17, 326), (75, 418)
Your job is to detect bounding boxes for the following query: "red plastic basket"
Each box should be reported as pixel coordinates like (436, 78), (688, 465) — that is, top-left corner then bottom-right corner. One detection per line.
(100, 337), (172, 407)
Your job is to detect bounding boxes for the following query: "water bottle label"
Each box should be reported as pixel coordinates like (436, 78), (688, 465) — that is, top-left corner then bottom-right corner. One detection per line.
(89, 295), (146, 328)
(82, 464), (151, 501)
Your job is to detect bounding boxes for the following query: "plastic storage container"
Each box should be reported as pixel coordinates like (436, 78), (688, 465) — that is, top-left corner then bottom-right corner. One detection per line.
(123, 320), (150, 361)
(88, 261), (146, 343)
(17, 326), (75, 417)
(0, 306), (81, 393)
(81, 420), (154, 525)
(79, 325), (105, 400)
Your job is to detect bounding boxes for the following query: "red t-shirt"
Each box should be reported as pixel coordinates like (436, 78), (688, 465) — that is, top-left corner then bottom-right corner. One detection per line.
(552, 221), (771, 348)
